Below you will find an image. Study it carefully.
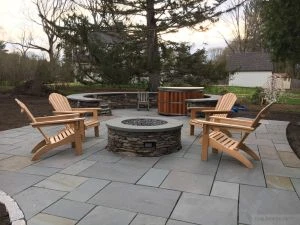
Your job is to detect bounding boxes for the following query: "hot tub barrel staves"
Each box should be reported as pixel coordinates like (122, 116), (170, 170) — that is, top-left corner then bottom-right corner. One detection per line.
(158, 87), (204, 116)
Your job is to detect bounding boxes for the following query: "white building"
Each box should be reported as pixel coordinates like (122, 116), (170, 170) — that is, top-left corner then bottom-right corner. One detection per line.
(227, 52), (273, 87)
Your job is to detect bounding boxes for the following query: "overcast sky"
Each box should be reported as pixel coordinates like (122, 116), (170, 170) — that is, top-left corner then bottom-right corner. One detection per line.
(0, 0), (233, 53)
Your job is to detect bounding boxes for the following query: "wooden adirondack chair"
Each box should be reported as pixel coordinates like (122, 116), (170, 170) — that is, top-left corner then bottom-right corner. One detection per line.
(188, 93), (237, 135)
(197, 102), (274, 168)
(49, 93), (100, 138)
(137, 92), (150, 111)
(15, 99), (84, 161)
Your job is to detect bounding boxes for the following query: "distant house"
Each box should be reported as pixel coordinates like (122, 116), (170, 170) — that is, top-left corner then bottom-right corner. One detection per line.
(226, 52), (273, 87)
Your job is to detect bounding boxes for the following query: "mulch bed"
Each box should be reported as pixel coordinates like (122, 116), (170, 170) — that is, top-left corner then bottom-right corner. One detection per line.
(0, 202), (10, 225)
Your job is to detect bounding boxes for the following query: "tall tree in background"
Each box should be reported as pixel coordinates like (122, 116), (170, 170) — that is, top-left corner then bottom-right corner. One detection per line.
(30, 0), (73, 63)
(261, 0), (300, 77)
(59, 0), (236, 90)
(110, 0), (242, 90)
(222, 0), (264, 53)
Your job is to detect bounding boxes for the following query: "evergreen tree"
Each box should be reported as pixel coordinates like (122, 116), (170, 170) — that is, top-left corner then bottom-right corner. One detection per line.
(261, 0), (300, 77)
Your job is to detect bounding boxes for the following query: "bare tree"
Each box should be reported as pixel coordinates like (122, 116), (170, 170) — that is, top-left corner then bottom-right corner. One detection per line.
(221, 0), (263, 53)
(29, 0), (73, 63)
(9, 31), (33, 57)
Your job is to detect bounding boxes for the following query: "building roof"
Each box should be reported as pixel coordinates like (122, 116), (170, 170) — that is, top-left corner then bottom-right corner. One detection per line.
(226, 52), (273, 72)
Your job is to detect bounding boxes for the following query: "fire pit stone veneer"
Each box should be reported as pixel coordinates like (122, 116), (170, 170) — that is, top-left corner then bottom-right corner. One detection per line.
(106, 117), (183, 156)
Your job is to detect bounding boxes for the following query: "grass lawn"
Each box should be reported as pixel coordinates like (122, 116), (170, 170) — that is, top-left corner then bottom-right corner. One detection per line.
(205, 85), (300, 105)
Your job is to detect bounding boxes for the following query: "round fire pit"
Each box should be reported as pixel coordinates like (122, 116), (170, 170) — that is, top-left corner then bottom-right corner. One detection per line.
(106, 117), (183, 156)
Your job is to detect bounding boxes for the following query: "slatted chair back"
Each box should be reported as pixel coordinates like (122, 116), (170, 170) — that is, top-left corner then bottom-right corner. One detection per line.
(15, 99), (36, 123)
(15, 98), (49, 142)
(49, 92), (100, 137)
(49, 93), (72, 111)
(213, 92), (237, 118)
(138, 92), (149, 103)
(250, 101), (274, 128)
(137, 92), (150, 110)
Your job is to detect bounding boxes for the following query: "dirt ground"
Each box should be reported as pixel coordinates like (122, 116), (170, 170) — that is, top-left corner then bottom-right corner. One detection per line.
(1, 93), (299, 158)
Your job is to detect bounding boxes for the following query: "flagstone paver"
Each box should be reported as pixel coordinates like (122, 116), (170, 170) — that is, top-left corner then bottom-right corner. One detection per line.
(27, 213), (76, 225)
(258, 145), (279, 160)
(266, 175), (294, 191)
(88, 182), (180, 217)
(130, 214), (167, 225)
(14, 187), (66, 219)
(19, 165), (60, 176)
(0, 110), (299, 225)
(117, 156), (161, 168)
(79, 161), (149, 183)
(278, 151), (300, 167)
(291, 178), (300, 197)
(262, 158), (300, 178)
(86, 150), (123, 163)
(166, 220), (197, 225)
(239, 184), (300, 225)
(171, 192), (238, 225)
(0, 153), (12, 160)
(154, 155), (219, 175)
(275, 143), (294, 152)
(161, 171), (214, 195)
(77, 205), (136, 225)
(60, 159), (97, 175)
(0, 155), (33, 171)
(43, 199), (95, 220)
(211, 180), (239, 200)
(137, 168), (169, 187)
(0, 171), (44, 195)
(35, 173), (87, 192)
(0, 144), (18, 153)
(64, 178), (110, 202)
(216, 159), (266, 186)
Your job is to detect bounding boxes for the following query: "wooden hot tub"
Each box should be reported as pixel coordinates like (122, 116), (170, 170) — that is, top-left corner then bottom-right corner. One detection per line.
(158, 87), (204, 115)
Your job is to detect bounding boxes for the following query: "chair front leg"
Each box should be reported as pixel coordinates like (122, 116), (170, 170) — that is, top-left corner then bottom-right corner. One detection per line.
(201, 124), (209, 161)
(31, 140), (46, 153)
(94, 126), (99, 137)
(190, 124), (195, 136)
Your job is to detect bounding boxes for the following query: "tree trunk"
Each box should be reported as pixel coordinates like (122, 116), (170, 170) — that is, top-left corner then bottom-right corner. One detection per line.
(146, 0), (160, 91)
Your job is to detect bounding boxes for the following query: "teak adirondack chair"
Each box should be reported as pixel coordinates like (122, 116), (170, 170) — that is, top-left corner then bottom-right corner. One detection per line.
(15, 99), (84, 161)
(188, 93), (237, 135)
(196, 102), (274, 168)
(137, 92), (150, 111)
(49, 93), (100, 138)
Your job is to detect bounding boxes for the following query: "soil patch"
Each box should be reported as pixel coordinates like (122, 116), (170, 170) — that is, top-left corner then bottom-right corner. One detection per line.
(0, 202), (10, 225)
(0, 94), (299, 158)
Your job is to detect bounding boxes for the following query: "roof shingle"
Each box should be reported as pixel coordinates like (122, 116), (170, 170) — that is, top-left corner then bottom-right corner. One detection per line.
(226, 52), (273, 72)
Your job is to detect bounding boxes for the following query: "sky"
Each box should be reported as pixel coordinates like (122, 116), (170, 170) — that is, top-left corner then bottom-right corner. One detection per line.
(0, 0), (234, 54)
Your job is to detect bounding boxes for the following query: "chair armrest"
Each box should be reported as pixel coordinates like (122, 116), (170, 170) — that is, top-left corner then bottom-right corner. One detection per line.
(188, 107), (215, 119)
(201, 110), (231, 114)
(71, 107), (102, 112)
(52, 111), (84, 115)
(196, 120), (254, 132)
(209, 116), (253, 126)
(31, 117), (85, 127)
(187, 107), (215, 112)
(35, 114), (80, 122)
(71, 108), (100, 120)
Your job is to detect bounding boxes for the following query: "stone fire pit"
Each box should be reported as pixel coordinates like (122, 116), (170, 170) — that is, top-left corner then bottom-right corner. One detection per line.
(106, 117), (183, 156)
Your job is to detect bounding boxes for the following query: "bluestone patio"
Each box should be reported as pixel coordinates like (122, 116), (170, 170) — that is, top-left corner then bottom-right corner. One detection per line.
(0, 109), (300, 225)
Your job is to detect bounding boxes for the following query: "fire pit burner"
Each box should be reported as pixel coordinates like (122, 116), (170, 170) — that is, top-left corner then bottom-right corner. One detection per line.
(122, 118), (167, 126)
(106, 117), (183, 156)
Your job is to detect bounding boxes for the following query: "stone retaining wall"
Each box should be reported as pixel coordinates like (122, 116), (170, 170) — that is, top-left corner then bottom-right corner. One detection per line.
(107, 128), (182, 156)
(68, 92), (157, 109)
